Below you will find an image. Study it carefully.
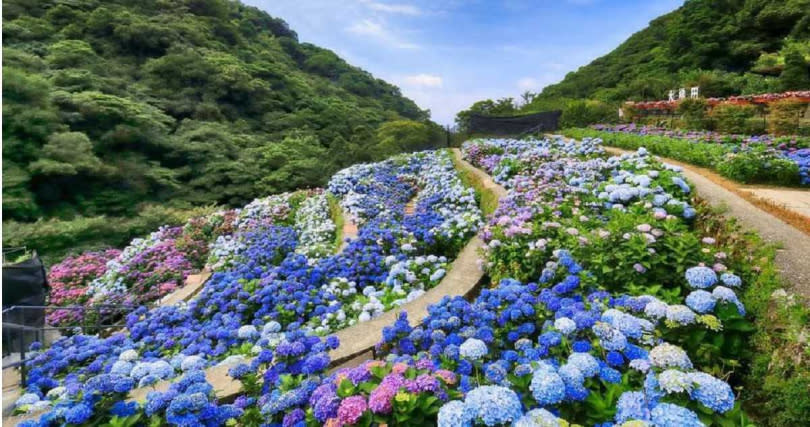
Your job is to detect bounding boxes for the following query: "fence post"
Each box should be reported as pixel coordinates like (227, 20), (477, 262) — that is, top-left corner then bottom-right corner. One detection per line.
(19, 309), (27, 385)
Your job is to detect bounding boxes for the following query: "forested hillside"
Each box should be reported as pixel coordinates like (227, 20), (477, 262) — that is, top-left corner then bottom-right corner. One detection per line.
(3, 0), (430, 224)
(538, 0), (810, 102)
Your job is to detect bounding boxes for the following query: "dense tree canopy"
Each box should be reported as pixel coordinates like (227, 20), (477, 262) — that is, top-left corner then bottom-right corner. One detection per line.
(537, 0), (810, 102)
(2, 0), (430, 222)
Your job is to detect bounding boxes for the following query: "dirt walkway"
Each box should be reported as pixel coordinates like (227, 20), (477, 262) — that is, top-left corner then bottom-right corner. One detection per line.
(604, 146), (810, 298)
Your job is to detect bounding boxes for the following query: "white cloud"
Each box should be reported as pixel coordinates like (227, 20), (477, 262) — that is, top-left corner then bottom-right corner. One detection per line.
(347, 19), (384, 36)
(517, 77), (540, 91)
(362, 1), (421, 15)
(403, 73), (443, 87)
(346, 19), (420, 49)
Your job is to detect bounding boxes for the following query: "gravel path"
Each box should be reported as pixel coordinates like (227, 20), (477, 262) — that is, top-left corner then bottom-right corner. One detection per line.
(604, 146), (810, 298)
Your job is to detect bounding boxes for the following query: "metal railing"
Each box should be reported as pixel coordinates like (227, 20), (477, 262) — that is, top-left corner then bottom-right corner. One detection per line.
(2, 304), (135, 386)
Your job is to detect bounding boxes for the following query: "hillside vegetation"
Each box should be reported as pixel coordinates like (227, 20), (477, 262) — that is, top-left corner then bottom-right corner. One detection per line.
(2, 0), (446, 260)
(3, 0), (432, 223)
(456, 0), (810, 129)
(539, 0), (810, 102)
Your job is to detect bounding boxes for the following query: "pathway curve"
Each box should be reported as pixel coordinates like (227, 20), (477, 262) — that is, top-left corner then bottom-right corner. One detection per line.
(159, 269), (213, 306)
(337, 206), (359, 253)
(602, 145), (810, 298)
(737, 186), (810, 220)
(451, 148), (509, 200)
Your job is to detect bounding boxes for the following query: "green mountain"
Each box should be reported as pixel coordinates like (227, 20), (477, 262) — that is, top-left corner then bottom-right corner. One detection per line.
(539, 0), (810, 102)
(3, 0), (429, 222)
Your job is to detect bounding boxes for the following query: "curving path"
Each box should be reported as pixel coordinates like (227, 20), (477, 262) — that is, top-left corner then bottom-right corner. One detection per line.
(159, 269), (213, 306)
(336, 206), (359, 253)
(451, 148), (509, 200)
(602, 145), (810, 298)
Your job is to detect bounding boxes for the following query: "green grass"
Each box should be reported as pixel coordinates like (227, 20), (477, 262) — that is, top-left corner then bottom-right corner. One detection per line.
(694, 199), (810, 426)
(449, 149), (499, 216)
(327, 193), (345, 252)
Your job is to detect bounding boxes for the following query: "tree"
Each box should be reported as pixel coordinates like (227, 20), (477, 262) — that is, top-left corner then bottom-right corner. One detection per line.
(779, 48), (810, 91)
(374, 120), (434, 157)
(1, 0), (431, 224)
(520, 91), (536, 106)
(29, 132), (108, 177)
(46, 40), (98, 68)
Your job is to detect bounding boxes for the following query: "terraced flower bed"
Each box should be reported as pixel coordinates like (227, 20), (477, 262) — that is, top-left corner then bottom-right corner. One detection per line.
(10, 141), (808, 426)
(11, 150), (482, 424)
(567, 125), (810, 186)
(44, 191), (312, 327)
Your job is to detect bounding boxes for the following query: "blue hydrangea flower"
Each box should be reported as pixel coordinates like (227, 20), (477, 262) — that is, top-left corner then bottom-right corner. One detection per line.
(650, 403), (702, 427)
(464, 385), (523, 426)
(554, 317), (576, 335)
(606, 351), (625, 367)
(529, 364), (565, 405)
(599, 366), (622, 384)
(665, 305), (696, 326)
(649, 344), (692, 370)
(228, 364), (251, 379)
(110, 401), (139, 417)
(514, 408), (560, 427)
(593, 322), (627, 351)
(615, 391), (650, 423)
(237, 325), (258, 340)
(437, 400), (471, 427)
(685, 290), (716, 313)
(720, 273), (742, 288)
(484, 363), (507, 384)
(685, 266), (717, 289)
(568, 353), (599, 378)
(459, 338), (488, 360)
(657, 369), (693, 394)
(689, 372), (735, 413)
(712, 286), (745, 315)
(64, 403), (94, 424)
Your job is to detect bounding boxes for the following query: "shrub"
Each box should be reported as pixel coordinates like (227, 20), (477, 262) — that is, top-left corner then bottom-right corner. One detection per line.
(374, 120), (441, 157)
(564, 128), (801, 186)
(677, 98), (710, 129)
(744, 117), (767, 135)
(2, 204), (217, 266)
(717, 151), (799, 184)
(768, 99), (806, 135)
(560, 99), (618, 128)
(711, 104), (756, 134)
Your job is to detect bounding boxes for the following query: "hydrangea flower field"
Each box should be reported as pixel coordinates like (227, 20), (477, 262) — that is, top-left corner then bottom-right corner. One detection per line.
(12, 150), (484, 425)
(9, 138), (800, 426)
(586, 124), (810, 185)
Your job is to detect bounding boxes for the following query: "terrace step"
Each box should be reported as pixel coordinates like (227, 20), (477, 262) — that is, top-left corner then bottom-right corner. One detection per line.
(450, 148), (509, 200)
(159, 269), (213, 306)
(337, 207), (359, 253)
(404, 198), (416, 215)
(600, 144), (810, 299)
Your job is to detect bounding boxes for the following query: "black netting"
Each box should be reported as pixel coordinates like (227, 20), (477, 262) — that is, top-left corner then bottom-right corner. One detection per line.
(468, 110), (562, 135)
(3, 252), (48, 354)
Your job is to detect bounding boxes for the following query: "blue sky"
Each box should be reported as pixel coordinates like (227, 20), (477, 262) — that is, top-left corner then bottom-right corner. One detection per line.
(243, 0), (685, 125)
